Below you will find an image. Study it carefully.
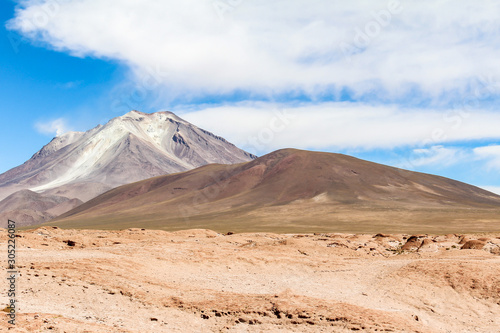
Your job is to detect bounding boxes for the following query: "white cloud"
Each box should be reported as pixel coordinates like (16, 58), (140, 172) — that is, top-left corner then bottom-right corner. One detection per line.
(180, 102), (500, 154)
(7, 0), (500, 100)
(473, 145), (500, 169)
(35, 118), (70, 136)
(409, 146), (463, 167)
(480, 186), (500, 196)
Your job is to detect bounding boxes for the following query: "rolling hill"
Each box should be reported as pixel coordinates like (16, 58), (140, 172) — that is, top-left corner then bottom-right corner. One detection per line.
(48, 149), (500, 234)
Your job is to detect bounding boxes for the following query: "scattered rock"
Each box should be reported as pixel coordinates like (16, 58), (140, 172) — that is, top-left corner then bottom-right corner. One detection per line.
(402, 236), (421, 251)
(461, 240), (486, 250)
(5, 229), (500, 332)
(418, 239), (438, 253)
(327, 242), (349, 248)
(484, 242), (500, 255)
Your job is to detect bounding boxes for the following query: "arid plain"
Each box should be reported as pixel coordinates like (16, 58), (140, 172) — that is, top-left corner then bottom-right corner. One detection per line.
(2, 227), (499, 332)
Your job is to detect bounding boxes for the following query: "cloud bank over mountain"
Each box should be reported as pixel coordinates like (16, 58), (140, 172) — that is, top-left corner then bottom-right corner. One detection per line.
(8, 0), (500, 101)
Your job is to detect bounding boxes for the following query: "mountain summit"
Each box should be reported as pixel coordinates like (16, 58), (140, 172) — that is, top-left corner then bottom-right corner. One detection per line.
(0, 110), (255, 226)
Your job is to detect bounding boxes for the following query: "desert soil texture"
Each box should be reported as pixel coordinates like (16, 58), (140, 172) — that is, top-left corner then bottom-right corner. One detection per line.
(1, 227), (500, 332)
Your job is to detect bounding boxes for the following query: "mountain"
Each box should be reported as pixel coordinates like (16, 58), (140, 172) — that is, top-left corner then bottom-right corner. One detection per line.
(0, 189), (83, 226)
(0, 110), (255, 227)
(50, 149), (500, 234)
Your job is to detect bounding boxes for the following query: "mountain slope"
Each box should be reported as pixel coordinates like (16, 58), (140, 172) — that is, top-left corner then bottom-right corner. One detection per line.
(0, 110), (255, 196)
(0, 110), (255, 226)
(50, 149), (500, 234)
(0, 189), (83, 227)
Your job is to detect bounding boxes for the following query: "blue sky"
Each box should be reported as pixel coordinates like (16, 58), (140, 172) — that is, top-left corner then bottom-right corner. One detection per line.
(1, 0), (500, 194)
(0, 1), (125, 170)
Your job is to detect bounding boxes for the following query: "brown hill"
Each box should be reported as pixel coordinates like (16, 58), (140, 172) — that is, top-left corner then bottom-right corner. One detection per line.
(49, 149), (500, 234)
(0, 189), (83, 227)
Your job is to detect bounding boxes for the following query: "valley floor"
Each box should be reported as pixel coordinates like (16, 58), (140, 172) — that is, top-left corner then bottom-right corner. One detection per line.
(1, 228), (500, 332)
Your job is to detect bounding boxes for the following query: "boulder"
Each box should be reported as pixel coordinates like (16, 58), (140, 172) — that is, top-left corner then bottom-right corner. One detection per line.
(461, 240), (486, 250)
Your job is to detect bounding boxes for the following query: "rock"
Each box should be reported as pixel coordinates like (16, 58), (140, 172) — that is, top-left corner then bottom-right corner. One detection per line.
(461, 240), (486, 250)
(458, 236), (469, 245)
(418, 239), (438, 253)
(402, 236), (422, 251)
(484, 242), (500, 255)
(434, 234), (459, 242)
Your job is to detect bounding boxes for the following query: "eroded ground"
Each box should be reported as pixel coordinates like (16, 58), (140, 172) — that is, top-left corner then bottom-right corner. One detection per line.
(1, 228), (500, 332)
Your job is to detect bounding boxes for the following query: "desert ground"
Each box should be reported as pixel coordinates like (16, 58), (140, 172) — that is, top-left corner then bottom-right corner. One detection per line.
(1, 227), (500, 332)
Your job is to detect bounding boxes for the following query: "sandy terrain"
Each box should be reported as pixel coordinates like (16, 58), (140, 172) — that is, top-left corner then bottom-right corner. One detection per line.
(1, 227), (500, 332)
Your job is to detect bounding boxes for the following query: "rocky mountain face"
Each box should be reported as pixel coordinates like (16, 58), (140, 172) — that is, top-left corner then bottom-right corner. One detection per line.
(0, 110), (256, 227)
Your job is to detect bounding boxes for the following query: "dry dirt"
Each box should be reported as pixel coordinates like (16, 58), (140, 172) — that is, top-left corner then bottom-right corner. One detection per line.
(1, 227), (500, 332)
